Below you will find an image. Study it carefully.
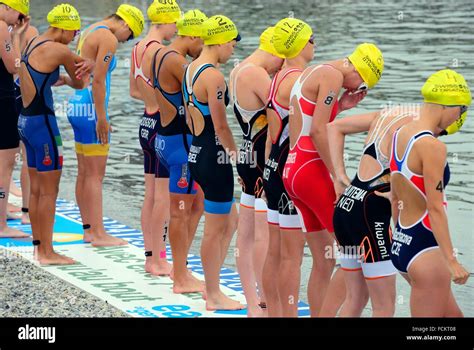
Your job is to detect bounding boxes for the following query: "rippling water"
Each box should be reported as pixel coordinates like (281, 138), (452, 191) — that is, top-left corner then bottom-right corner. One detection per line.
(26, 0), (473, 316)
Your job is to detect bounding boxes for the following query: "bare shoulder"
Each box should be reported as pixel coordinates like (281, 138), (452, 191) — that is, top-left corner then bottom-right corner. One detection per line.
(314, 64), (343, 84)
(202, 65), (225, 84)
(164, 49), (187, 66)
(417, 135), (447, 158)
(93, 28), (118, 49)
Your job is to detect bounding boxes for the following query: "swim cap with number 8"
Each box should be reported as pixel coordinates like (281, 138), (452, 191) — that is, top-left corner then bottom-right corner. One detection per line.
(47, 3), (81, 31)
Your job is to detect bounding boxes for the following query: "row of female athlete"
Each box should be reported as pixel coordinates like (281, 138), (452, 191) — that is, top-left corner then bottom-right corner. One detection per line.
(1, 0), (470, 316)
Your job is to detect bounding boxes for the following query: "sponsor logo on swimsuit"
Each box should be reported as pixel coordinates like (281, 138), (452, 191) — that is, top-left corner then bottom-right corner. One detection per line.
(155, 138), (166, 152)
(374, 222), (390, 259)
(188, 145), (202, 163)
(42, 144), (52, 166)
(178, 164), (189, 189)
(18, 324), (56, 343)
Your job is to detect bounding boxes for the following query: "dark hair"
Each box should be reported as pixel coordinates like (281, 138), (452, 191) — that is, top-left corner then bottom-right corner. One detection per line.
(106, 14), (123, 21)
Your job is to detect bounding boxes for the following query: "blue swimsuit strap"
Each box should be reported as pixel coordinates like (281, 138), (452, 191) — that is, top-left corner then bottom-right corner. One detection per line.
(152, 49), (183, 110)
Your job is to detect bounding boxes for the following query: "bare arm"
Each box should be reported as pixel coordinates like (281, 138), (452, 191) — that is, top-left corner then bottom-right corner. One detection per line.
(206, 69), (237, 160)
(169, 53), (188, 84)
(92, 37), (117, 120)
(328, 111), (380, 180)
(264, 126), (272, 161)
(21, 25), (38, 51)
(0, 22), (23, 74)
(421, 139), (469, 284)
(309, 68), (343, 178)
(58, 45), (89, 89)
(91, 36), (117, 144)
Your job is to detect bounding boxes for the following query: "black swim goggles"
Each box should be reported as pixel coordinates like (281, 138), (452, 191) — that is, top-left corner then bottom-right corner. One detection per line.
(458, 105), (468, 117)
(127, 29), (134, 42)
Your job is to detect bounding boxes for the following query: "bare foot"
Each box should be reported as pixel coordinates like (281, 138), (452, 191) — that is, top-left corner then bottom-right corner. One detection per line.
(7, 211), (20, 220)
(21, 213), (30, 225)
(247, 304), (265, 318)
(7, 203), (21, 212)
(33, 246), (39, 261)
(148, 261), (173, 277)
(91, 234), (127, 247)
(0, 227), (29, 238)
(173, 275), (205, 294)
(38, 251), (76, 266)
(206, 292), (245, 311)
(83, 232), (92, 243)
(145, 258), (152, 273)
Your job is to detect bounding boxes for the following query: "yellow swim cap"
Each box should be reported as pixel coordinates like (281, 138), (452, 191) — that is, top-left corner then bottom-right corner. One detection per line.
(422, 69), (471, 135)
(47, 4), (81, 31)
(147, 0), (181, 25)
(273, 18), (312, 59)
(202, 15), (240, 45)
(2, 0), (29, 16)
(116, 4), (145, 38)
(259, 26), (285, 59)
(177, 9), (207, 37)
(348, 43), (384, 89)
